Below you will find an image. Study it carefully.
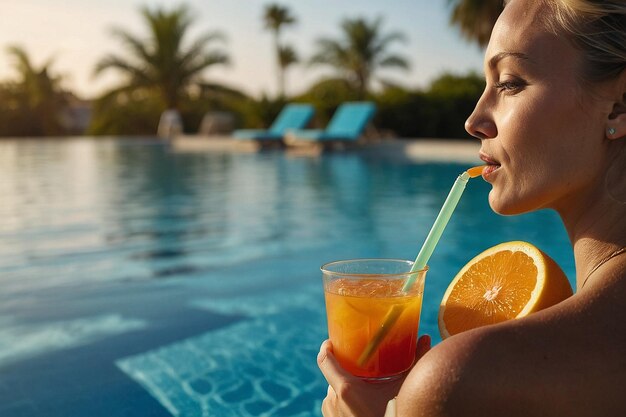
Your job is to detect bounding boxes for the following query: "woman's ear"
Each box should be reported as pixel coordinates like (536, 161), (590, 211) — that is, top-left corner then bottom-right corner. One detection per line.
(607, 90), (626, 139)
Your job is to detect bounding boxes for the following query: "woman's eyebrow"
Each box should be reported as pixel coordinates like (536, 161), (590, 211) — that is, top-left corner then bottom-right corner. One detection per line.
(488, 51), (532, 69)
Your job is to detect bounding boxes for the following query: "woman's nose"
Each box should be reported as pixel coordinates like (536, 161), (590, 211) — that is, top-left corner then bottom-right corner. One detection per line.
(465, 103), (497, 140)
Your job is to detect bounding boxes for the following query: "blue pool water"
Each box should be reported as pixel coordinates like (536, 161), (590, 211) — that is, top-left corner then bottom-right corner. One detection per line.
(0, 138), (574, 416)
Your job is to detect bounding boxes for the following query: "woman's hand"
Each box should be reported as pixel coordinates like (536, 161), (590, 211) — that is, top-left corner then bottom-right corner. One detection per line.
(317, 335), (431, 417)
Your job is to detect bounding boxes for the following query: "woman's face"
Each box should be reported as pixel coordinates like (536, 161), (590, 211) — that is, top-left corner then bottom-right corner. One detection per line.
(465, 0), (613, 216)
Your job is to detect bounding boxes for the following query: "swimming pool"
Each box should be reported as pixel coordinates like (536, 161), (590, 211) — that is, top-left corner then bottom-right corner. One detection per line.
(0, 138), (573, 416)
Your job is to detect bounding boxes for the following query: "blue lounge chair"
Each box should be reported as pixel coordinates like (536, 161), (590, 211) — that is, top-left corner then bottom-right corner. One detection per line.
(233, 104), (315, 142)
(285, 102), (376, 144)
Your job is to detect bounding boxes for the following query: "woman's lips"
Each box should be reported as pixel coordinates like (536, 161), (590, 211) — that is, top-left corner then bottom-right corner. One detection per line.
(478, 153), (501, 180)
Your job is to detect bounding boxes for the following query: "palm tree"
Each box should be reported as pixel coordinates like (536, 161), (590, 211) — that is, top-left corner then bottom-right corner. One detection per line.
(263, 4), (297, 98)
(447, 0), (504, 47)
(94, 4), (229, 110)
(5, 45), (68, 135)
(310, 16), (409, 99)
(277, 44), (298, 95)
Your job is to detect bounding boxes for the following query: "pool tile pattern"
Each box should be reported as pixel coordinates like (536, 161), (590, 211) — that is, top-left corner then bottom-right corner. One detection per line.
(117, 308), (326, 417)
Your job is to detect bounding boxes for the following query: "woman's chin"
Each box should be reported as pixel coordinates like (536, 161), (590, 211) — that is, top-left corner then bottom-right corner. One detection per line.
(488, 191), (532, 216)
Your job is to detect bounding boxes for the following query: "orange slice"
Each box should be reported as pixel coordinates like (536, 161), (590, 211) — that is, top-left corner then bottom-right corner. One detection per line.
(438, 241), (573, 339)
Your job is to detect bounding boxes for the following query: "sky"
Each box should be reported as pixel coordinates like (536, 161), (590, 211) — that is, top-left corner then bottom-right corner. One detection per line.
(0, 0), (487, 100)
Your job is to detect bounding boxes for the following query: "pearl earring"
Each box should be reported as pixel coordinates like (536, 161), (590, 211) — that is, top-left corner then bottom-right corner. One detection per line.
(608, 127), (617, 136)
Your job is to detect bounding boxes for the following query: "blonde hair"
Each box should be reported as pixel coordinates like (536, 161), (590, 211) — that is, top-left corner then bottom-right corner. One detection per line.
(547, 0), (626, 82)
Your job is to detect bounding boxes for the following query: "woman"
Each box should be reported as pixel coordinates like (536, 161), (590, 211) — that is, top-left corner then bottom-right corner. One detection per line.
(317, 0), (626, 415)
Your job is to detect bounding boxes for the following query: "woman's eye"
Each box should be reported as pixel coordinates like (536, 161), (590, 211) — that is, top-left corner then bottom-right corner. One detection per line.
(493, 79), (526, 93)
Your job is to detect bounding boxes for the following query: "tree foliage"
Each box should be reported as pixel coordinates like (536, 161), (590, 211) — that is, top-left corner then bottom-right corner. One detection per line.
(263, 4), (298, 98)
(291, 72), (484, 138)
(447, 0), (504, 47)
(376, 72), (485, 138)
(0, 46), (69, 136)
(94, 4), (229, 110)
(310, 16), (409, 99)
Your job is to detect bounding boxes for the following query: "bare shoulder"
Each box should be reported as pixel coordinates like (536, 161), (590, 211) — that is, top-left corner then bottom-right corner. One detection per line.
(396, 281), (626, 417)
(397, 324), (551, 417)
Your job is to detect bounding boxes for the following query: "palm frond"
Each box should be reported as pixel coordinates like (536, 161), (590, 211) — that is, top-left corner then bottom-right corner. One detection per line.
(448, 0), (503, 47)
(377, 55), (410, 70)
(179, 52), (230, 82)
(278, 45), (298, 68)
(177, 30), (228, 71)
(109, 28), (155, 67)
(6, 45), (34, 79)
(263, 4), (297, 31)
(93, 55), (151, 84)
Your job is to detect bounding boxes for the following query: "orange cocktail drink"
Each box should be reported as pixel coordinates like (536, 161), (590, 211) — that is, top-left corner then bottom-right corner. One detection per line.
(322, 259), (427, 381)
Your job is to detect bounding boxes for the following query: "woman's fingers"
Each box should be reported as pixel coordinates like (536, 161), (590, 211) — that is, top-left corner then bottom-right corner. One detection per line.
(318, 338), (410, 417)
(322, 385), (337, 417)
(321, 379), (341, 416)
(319, 335), (432, 394)
(321, 395), (335, 417)
(318, 340), (357, 394)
